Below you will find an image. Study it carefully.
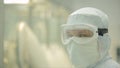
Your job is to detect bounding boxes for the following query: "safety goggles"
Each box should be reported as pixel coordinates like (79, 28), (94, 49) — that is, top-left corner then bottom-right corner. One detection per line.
(66, 29), (93, 38)
(61, 23), (98, 44)
(61, 23), (108, 44)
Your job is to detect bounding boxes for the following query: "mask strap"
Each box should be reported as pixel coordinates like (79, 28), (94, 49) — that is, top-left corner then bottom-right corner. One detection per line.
(98, 28), (108, 36)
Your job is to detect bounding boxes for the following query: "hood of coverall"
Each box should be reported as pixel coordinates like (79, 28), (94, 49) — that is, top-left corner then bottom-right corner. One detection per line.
(63, 7), (111, 67)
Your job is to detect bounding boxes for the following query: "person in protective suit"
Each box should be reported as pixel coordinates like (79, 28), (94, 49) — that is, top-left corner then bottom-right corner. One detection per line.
(61, 7), (120, 68)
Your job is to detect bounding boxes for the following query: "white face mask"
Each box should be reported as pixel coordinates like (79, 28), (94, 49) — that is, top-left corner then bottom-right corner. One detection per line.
(66, 37), (100, 68)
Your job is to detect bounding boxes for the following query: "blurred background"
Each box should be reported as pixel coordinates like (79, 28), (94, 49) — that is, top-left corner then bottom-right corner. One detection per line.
(0, 0), (120, 68)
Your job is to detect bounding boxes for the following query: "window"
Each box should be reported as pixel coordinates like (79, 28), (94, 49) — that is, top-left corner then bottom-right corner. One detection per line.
(4, 0), (29, 4)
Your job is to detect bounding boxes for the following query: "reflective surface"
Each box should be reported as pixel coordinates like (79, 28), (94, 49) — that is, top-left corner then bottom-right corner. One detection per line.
(66, 29), (94, 37)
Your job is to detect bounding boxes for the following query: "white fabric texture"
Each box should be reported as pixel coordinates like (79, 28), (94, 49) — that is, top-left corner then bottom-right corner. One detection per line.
(65, 37), (100, 68)
(62, 7), (120, 68)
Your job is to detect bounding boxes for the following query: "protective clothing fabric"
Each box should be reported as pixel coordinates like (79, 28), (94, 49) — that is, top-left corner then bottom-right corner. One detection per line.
(65, 36), (100, 68)
(62, 7), (120, 68)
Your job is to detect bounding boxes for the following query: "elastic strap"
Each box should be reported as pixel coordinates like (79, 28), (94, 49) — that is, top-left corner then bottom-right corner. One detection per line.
(98, 28), (108, 36)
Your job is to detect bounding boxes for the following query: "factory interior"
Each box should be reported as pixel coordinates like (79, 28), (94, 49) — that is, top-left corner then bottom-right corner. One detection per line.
(0, 0), (120, 68)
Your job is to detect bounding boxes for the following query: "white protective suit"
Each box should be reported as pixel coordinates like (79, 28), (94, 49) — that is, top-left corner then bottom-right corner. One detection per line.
(61, 7), (120, 68)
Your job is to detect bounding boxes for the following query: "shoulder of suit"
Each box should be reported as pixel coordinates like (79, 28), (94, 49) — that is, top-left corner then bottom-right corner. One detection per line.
(96, 59), (120, 68)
